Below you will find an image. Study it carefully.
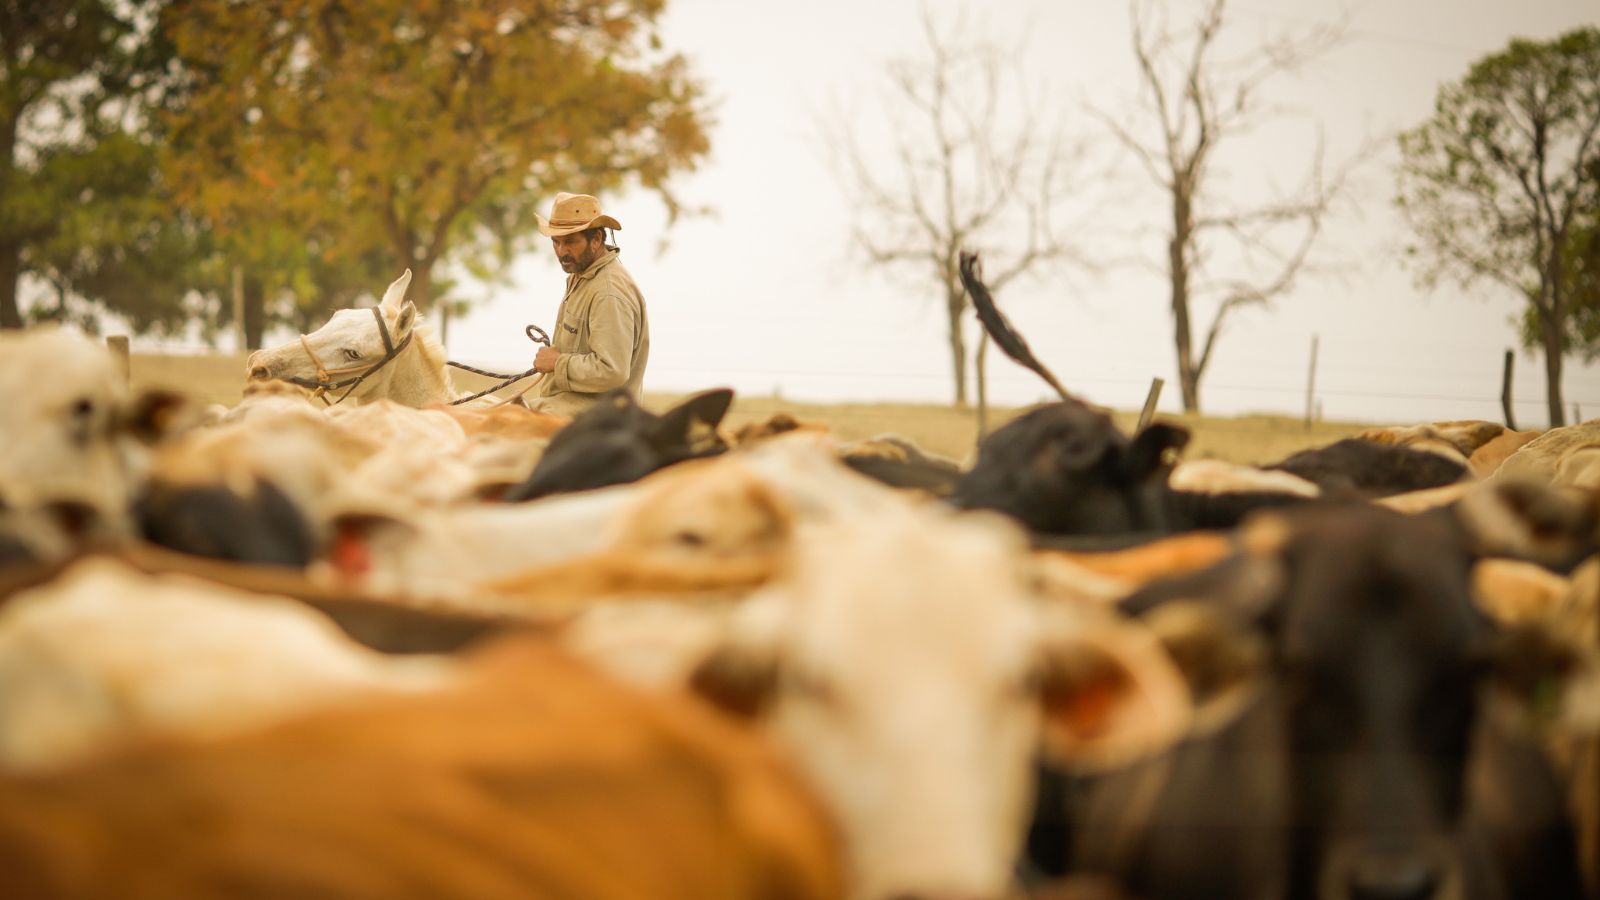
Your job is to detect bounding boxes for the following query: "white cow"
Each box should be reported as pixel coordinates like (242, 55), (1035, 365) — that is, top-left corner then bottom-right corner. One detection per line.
(0, 557), (456, 771)
(680, 500), (1191, 900)
(0, 328), (133, 528)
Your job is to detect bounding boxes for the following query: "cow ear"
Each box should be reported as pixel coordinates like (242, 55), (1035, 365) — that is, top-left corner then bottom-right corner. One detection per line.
(379, 269), (413, 311)
(688, 592), (783, 718)
(1485, 621), (1600, 734)
(1142, 601), (1267, 728)
(1453, 477), (1600, 572)
(689, 644), (780, 718)
(1033, 610), (1193, 769)
(652, 388), (735, 452)
(121, 389), (199, 444)
(1124, 422), (1190, 481)
(320, 509), (418, 582)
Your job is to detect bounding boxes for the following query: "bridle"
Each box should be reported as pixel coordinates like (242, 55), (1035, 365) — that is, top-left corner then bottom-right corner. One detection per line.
(286, 306), (413, 405)
(287, 308), (551, 407)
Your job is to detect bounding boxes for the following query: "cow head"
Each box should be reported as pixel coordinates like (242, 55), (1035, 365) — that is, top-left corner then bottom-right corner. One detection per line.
(504, 388), (734, 501)
(951, 399), (1190, 536)
(1092, 502), (1600, 900)
(0, 329), (132, 526)
(245, 270), (418, 401)
(690, 506), (1191, 900)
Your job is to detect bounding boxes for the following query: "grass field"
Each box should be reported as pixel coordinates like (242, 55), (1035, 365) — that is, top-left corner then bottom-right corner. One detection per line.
(132, 351), (1376, 465)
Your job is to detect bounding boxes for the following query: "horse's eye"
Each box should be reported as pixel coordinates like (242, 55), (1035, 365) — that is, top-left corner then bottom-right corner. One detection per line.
(343, 348), (361, 361)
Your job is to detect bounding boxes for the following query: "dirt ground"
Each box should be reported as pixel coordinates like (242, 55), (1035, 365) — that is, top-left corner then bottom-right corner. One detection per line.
(132, 352), (1375, 465)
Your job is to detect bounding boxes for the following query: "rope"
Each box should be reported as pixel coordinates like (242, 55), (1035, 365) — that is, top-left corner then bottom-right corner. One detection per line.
(445, 324), (553, 406)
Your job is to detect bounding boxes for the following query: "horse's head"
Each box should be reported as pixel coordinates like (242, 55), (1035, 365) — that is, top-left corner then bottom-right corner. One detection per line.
(246, 271), (419, 403)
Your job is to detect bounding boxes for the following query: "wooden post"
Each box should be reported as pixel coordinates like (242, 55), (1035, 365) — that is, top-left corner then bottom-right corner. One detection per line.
(106, 335), (130, 386)
(232, 265), (245, 352)
(1138, 377), (1164, 431)
(1304, 334), (1320, 430)
(974, 334), (990, 439)
(1501, 349), (1517, 431)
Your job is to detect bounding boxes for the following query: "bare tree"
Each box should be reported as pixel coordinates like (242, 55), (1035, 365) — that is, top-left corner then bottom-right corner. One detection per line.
(1105, 0), (1360, 413)
(823, 9), (1095, 417)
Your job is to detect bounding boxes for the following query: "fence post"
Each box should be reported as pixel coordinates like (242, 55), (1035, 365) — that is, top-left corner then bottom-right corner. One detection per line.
(1500, 349), (1517, 431)
(1304, 334), (1319, 430)
(1138, 377), (1164, 432)
(106, 335), (130, 387)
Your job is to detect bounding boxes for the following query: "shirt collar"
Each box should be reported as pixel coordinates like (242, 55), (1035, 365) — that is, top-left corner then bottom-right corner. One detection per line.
(567, 248), (619, 290)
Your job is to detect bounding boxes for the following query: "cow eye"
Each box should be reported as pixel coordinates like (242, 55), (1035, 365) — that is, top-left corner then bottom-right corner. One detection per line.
(343, 348), (361, 361)
(71, 398), (95, 418)
(673, 530), (708, 548)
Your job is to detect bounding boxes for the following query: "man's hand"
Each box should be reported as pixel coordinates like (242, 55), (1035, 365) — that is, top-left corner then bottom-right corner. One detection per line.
(534, 346), (561, 374)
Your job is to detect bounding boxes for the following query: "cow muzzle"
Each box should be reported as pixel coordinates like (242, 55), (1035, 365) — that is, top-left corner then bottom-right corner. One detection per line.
(1324, 840), (1460, 900)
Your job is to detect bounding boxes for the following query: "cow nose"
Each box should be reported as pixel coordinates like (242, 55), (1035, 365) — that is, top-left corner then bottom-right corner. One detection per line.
(1347, 849), (1441, 900)
(245, 351), (269, 380)
(882, 894), (993, 900)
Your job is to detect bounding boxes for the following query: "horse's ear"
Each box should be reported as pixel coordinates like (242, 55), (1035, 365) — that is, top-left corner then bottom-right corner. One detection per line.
(380, 270), (413, 311)
(395, 301), (417, 336)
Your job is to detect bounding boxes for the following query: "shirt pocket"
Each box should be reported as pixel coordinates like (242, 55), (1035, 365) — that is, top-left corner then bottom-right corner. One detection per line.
(555, 316), (584, 350)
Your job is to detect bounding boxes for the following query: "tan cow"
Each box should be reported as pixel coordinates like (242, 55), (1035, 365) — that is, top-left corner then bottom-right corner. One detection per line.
(0, 637), (844, 900)
(1494, 420), (1600, 489)
(430, 402), (569, 441)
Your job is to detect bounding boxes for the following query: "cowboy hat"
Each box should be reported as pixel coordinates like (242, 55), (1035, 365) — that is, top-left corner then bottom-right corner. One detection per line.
(536, 192), (623, 237)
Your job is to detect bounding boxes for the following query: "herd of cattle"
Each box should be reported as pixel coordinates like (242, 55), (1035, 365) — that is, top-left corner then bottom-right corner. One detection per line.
(2, 318), (1600, 900)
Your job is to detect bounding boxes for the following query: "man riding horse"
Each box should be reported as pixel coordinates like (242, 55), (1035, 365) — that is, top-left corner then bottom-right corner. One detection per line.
(525, 193), (651, 419)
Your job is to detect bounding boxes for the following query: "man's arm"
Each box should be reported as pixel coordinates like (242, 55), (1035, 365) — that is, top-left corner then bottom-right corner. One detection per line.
(543, 293), (639, 393)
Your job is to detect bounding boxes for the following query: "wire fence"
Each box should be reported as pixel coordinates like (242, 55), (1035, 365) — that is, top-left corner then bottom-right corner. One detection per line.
(127, 336), (1600, 429)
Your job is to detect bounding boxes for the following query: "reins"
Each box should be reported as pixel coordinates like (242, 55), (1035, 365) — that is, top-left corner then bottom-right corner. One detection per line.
(290, 312), (551, 408)
(445, 324), (551, 406)
(287, 307), (413, 405)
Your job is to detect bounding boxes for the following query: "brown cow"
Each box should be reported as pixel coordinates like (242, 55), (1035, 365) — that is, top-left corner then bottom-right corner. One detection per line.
(0, 637), (843, 900)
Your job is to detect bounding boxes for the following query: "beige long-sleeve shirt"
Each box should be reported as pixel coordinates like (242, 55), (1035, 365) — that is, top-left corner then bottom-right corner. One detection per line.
(528, 250), (650, 418)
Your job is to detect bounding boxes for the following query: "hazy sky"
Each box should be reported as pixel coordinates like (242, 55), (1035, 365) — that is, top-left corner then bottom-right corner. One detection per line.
(185, 0), (1600, 425)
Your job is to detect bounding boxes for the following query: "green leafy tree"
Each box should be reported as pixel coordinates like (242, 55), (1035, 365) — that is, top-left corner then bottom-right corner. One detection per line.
(160, 0), (711, 335)
(0, 0), (176, 329)
(1550, 214), (1600, 360)
(1397, 27), (1600, 428)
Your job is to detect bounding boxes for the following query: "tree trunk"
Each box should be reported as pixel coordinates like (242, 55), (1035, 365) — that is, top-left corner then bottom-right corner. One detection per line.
(1170, 190), (1200, 413)
(243, 275), (266, 350)
(1540, 309), (1566, 428)
(1, 116), (20, 329)
(946, 288), (969, 407)
(0, 242), (21, 329)
(409, 264), (432, 312)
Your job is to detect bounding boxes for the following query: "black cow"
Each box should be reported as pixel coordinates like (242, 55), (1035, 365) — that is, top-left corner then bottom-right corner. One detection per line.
(950, 399), (1310, 541)
(504, 388), (734, 502)
(1030, 501), (1599, 900)
(1269, 438), (1469, 497)
(134, 479), (317, 568)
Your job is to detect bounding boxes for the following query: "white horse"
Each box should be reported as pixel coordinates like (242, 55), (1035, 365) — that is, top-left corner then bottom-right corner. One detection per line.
(245, 271), (532, 407)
